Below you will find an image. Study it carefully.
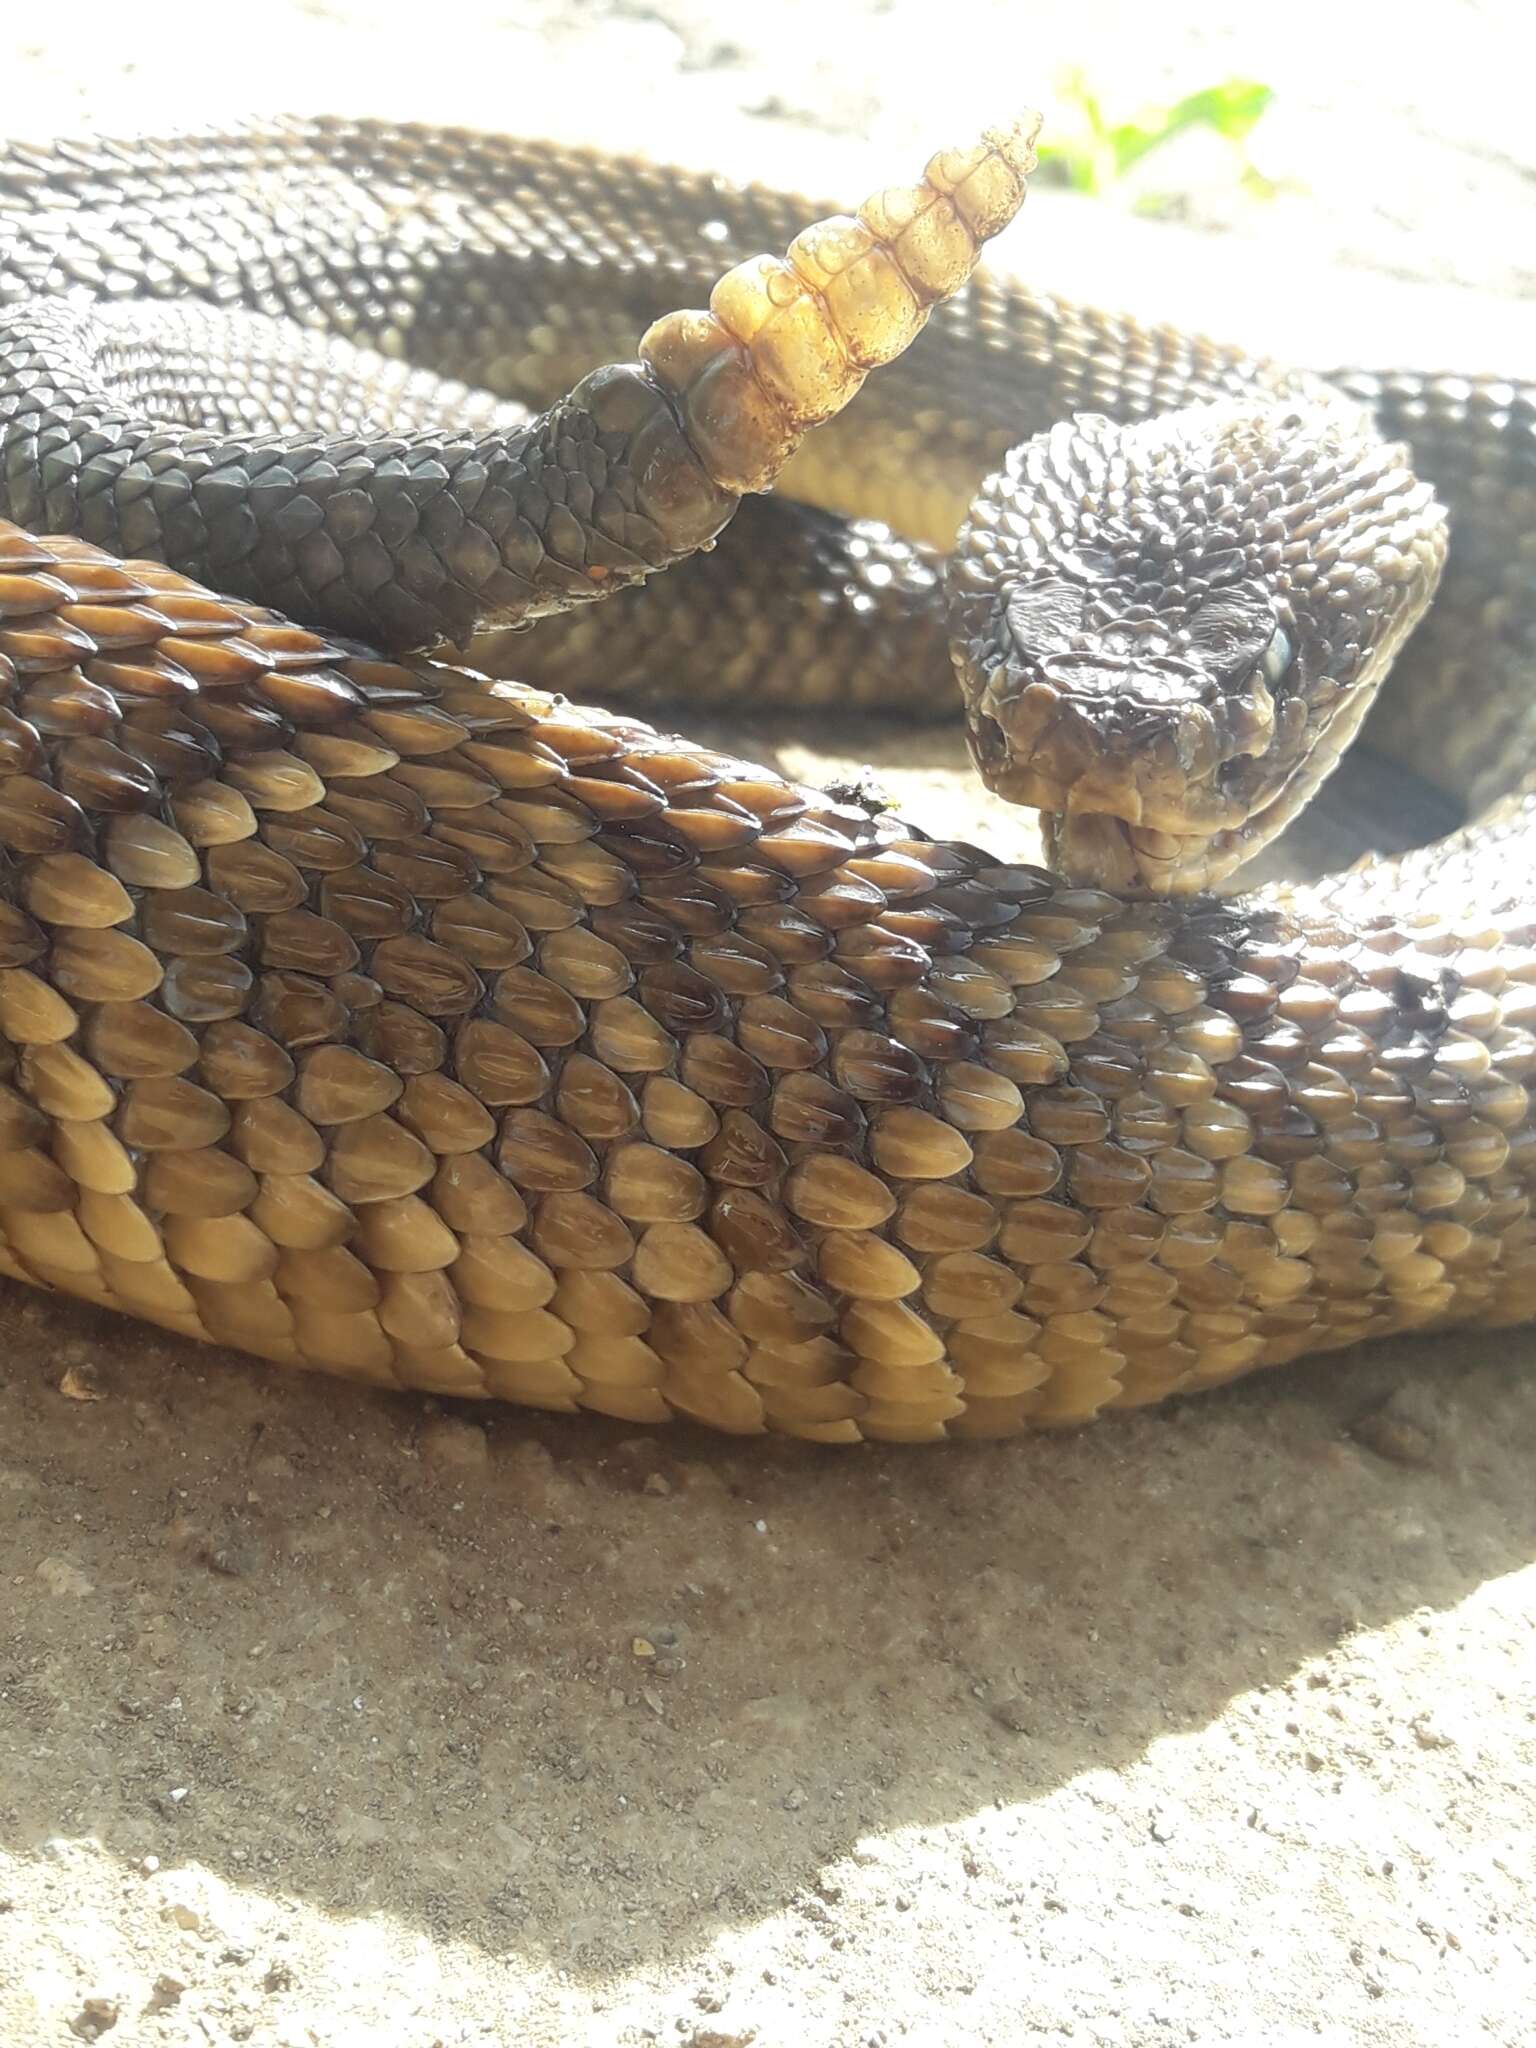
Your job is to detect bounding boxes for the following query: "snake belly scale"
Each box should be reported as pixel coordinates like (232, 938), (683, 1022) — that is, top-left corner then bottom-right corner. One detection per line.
(0, 116), (1531, 1442)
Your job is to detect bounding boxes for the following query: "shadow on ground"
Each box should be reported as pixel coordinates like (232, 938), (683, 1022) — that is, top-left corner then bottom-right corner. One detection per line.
(4, 1273), (1533, 1982)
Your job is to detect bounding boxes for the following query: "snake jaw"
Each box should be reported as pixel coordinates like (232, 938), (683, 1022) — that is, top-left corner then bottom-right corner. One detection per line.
(1042, 800), (1281, 896)
(1040, 814), (1203, 894)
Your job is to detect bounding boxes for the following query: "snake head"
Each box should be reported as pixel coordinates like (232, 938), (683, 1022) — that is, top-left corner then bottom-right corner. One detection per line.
(947, 399), (1447, 893)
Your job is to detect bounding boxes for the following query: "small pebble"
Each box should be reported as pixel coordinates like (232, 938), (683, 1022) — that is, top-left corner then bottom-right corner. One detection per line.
(1349, 1395), (1437, 1467)
(419, 1416), (489, 1476)
(36, 1556), (94, 1600)
(69, 1999), (119, 2042)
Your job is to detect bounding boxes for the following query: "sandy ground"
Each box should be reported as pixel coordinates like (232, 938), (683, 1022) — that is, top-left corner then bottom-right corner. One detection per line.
(3, 6), (1536, 2045)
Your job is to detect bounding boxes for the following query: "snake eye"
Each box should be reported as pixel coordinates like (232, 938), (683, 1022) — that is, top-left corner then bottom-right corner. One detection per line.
(1261, 624), (1294, 687)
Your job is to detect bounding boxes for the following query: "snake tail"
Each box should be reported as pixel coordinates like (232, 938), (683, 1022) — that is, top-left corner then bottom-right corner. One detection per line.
(0, 118), (1038, 655)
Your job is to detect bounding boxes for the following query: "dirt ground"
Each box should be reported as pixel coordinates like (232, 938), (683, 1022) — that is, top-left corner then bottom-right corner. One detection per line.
(3, 7), (1536, 2046)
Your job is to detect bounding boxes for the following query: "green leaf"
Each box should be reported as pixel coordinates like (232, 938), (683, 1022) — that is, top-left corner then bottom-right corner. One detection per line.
(1111, 79), (1274, 176)
(1036, 73), (1277, 199)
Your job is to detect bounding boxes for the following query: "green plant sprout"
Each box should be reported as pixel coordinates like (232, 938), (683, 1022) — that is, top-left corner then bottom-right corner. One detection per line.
(1036, 70), (1282, 212)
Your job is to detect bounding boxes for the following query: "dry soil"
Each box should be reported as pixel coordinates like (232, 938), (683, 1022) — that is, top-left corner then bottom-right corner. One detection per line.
(3, 8), (1535, 2046)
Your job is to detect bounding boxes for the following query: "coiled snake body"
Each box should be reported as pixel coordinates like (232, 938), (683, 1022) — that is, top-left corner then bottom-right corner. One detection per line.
(0, 116), (1531, 1440)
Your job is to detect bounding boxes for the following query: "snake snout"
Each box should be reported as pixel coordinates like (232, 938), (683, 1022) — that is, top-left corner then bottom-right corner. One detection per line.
(974, 623), (1283, 824)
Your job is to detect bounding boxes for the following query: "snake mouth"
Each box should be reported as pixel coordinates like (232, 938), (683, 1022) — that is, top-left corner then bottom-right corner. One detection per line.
(1039, 783), (1302, 894)
(963, 638), (1285, 830)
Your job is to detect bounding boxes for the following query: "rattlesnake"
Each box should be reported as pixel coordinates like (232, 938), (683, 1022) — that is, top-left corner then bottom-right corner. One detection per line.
(0, 116), (1529, 1440)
